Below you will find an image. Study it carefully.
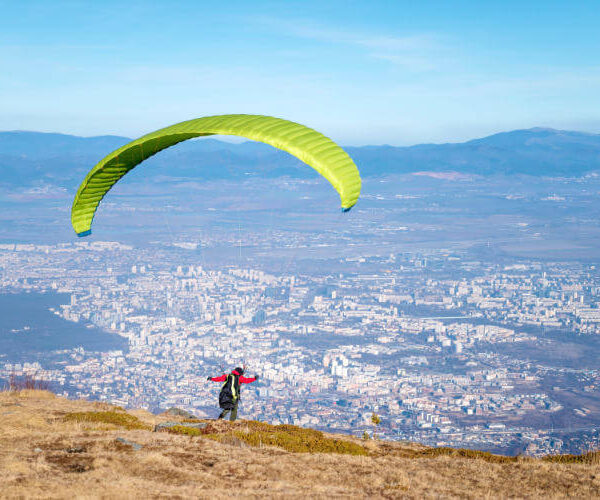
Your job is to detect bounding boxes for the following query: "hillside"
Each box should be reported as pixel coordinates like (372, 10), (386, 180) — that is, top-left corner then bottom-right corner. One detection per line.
(1, 127), (600, 191)
(1, 390), (599, 498)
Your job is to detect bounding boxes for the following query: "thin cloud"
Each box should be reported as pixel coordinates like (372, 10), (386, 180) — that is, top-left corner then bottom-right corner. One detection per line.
(253, 16), (451, 72)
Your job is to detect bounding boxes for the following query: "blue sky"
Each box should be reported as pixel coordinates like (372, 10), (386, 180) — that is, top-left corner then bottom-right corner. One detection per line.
(1, 0), (599, 145)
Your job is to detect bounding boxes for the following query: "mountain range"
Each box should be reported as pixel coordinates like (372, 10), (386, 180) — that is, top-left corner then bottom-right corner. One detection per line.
(1, 127), (599, 190)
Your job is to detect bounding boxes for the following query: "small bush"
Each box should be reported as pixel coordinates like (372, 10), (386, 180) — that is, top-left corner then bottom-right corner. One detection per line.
(371, 413), (381, 439)
(391, 445), (600, 464)
(411, 447), (518, 464)
(233, 430), (367, 455)
(544, 451), (600, 464)
(165, 425), (203, 436)
(64, 411), (151, 430)
(4, 372), (50, 392)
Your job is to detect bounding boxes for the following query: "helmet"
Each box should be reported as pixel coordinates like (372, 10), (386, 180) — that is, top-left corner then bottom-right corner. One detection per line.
(234, 366), (244, 375)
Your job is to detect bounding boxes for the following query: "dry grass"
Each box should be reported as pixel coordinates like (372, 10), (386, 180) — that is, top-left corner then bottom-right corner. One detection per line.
(63, 411), (152, 430)
(164, 420), (367, 455)
(544, 451), (600, 465)
(387, 444), (521, 463)
(205, 421), (368, 455)
(1, 390), (600, 498)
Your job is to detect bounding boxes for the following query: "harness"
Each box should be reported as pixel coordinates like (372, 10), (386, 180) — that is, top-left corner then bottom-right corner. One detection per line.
(222, 373), (239, 401)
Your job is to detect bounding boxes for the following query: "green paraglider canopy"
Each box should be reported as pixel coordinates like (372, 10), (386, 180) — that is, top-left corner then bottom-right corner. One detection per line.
(71, 114), (362, 236)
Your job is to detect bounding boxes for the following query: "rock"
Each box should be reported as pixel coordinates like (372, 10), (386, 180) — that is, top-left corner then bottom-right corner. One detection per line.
(66, 446), (86, 454)
(163, 407), (197, 419)
(115, 437), (143, 451)
(154, 421), (208, 432)
(33, 447), (43, 453)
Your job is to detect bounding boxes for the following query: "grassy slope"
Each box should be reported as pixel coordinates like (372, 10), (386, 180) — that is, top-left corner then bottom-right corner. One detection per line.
(1, 390), (599, 499)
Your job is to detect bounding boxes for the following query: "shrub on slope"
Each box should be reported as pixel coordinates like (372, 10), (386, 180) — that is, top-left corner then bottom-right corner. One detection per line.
(63, 411), (151, 430)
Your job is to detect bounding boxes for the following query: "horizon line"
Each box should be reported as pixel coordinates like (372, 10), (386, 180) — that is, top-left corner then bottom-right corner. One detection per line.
(1, 125), (599, 149)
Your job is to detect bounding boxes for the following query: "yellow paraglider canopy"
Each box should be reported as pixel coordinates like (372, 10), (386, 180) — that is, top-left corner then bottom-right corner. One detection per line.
(71, 114), (362, 236)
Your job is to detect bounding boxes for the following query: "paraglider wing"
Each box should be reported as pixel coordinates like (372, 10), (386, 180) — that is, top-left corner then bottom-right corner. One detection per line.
(71, 114), (362, 236)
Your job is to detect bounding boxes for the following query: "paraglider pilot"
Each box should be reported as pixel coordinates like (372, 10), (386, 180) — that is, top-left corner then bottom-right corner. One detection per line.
(207, 367), (259, 421)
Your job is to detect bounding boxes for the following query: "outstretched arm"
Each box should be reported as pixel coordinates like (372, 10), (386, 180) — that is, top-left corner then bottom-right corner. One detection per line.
(208, 374), (227, 382)
(239, 375), (259, 384)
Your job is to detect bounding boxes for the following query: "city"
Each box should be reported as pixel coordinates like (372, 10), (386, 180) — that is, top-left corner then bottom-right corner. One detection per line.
(2, 237), (599, 456)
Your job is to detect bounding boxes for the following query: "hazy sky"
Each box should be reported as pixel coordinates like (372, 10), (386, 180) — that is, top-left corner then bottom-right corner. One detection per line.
(1, 0), (599, 145)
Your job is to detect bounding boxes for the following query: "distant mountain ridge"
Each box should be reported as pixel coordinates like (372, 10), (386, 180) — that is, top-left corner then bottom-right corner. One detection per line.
(352, 127), (600, 177)
(1, 127), (599, 190)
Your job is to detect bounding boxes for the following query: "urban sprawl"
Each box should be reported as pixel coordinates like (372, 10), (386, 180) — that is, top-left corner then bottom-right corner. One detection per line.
(1, 241), (600, 456)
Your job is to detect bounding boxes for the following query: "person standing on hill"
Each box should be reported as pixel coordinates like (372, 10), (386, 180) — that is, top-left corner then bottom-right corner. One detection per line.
(207, 367), (259, 421)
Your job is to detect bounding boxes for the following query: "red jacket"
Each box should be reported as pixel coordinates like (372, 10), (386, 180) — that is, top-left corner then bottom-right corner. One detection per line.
(209, 370), (257, 384)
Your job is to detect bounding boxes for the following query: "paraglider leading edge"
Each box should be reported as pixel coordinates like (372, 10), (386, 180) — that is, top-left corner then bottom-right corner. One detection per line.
(71, 114), (362, 237)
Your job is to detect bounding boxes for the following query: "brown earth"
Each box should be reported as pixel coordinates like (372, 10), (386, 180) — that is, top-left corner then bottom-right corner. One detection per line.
(1, 390), (599, 499)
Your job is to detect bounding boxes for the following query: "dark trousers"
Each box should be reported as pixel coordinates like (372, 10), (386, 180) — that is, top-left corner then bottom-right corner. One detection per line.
(218, 401), (238, 421)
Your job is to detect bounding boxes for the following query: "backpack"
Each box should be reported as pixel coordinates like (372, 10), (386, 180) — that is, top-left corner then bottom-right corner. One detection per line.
(218, 373), (240, 409)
